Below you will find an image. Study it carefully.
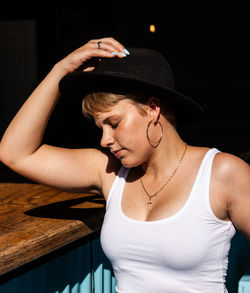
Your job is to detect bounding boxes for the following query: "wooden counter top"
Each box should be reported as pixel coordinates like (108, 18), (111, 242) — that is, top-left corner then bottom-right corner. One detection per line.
(0, 172), (105, 276)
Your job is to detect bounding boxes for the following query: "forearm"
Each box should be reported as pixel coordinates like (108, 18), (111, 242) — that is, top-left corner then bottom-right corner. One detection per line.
(0, 62), (66, 165)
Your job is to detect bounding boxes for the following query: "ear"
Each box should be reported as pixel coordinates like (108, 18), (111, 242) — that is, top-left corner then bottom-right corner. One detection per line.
(146, 97), (161, 123)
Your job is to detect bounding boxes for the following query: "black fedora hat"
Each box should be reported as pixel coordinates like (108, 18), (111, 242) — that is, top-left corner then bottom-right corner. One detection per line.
(59, 48), (203, 123)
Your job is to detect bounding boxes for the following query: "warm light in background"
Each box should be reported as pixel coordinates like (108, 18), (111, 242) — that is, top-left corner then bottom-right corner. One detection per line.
(149, 24), (156, 33)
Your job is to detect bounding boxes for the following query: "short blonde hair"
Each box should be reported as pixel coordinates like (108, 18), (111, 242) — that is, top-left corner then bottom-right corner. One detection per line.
(82, 92), (176, 126)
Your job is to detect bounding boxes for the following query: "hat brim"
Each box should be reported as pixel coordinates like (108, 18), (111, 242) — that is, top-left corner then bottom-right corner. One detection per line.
(59, 70), (203, 123)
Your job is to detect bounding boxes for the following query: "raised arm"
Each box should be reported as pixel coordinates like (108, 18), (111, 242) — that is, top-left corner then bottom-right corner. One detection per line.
(0, 38), (125, 193)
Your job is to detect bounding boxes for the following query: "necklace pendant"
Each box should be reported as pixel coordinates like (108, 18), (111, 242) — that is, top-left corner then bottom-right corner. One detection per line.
(147, 200), (152, 210)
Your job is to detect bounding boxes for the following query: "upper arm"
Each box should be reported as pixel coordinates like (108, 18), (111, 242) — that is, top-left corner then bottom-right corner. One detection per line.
(3, 144), (110, 194)
(215, 153), (250, 239)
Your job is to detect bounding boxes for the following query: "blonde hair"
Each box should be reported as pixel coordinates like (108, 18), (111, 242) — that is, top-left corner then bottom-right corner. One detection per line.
(82, 92), (176, 126)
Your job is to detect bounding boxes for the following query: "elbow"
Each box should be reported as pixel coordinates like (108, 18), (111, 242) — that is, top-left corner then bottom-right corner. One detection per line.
(0, 143), (17, 168)
(0, 143), (5, 164)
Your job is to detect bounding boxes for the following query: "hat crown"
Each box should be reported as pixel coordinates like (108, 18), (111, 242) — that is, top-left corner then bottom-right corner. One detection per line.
(93, 48), (175, 90)
(59, 47), (203, 123)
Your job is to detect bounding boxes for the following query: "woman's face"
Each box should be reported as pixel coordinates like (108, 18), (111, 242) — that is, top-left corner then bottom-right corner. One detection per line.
(94, 99), (153, 168)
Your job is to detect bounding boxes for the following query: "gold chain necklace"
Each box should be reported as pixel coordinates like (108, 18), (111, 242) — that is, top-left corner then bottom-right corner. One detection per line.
(140, 143), (188, 209)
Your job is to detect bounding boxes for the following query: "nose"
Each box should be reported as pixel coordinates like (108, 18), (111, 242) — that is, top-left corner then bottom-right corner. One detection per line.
(100, 128), (115, 148)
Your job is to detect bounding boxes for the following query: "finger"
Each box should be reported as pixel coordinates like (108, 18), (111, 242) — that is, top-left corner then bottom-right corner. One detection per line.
(92, 37), (129, 57)
(101, 37), (126, 52)
(95, 41), (127, 58)
(63, 38), (128, 73)
(83, 66), (95, 72)
(76, 41), (117, 59)
(84, 47), (117, 59)
(62, 45), (116, 74)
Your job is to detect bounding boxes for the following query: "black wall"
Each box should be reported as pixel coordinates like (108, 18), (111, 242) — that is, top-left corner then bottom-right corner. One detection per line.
(1, 0), (250, 158)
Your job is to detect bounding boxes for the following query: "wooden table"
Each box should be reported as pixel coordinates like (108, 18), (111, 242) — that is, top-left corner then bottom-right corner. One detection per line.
(0, 172), (105, 276)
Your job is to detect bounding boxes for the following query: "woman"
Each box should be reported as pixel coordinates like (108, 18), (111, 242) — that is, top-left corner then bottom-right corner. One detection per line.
(0, 37), (249, 292)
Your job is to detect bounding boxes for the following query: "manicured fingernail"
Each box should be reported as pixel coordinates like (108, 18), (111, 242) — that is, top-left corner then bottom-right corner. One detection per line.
(111, 52), (117, 55)
(120, 52), (127, 57)
(124, 48), (130, 55)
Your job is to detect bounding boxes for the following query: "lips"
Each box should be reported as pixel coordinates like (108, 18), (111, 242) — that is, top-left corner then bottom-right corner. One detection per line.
(112, 149), (123, 158)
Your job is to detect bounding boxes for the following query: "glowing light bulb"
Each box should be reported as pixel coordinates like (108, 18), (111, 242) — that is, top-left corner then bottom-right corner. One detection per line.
(149, 24), (156, 33)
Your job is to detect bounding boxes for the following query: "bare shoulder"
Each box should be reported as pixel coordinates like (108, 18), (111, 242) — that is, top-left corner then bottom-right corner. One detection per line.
(188, 146), (249, 198)
(212, 151), (250, 184)
(211, 151), (250, 238)
(211, 151), (249, 199)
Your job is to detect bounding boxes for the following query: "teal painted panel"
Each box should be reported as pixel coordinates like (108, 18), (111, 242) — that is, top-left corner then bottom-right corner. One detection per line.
(111, 277), (117, 293)
(92, 238), (104, 293)
(227, 232), (250, 293)
(103, 268), (111, 292)
(0, 242), (92, 293)
(238, 276), (250, 293)
(0, 238), (117, 293)
(92, 238), (117, 293)
(238, 266), (250, 293)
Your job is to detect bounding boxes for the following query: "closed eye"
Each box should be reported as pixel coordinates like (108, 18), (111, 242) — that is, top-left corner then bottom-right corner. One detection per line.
(111, 122), (119, 129)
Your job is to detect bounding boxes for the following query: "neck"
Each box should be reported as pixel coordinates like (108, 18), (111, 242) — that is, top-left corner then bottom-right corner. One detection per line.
(140, 122), (187, 179)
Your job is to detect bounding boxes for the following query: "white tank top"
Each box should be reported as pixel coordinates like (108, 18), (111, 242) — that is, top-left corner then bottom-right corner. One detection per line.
(100, 148), (236, 293)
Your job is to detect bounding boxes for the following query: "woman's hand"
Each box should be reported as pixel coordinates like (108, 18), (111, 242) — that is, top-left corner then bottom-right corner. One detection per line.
(59, 37), (128, 75)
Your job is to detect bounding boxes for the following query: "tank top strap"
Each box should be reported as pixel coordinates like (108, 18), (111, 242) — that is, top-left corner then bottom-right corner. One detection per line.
(188, 148), (220, 207)
(106, 166), (130, 208)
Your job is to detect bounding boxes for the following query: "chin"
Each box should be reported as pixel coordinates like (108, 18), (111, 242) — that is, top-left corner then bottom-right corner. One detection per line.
(120, 157), (143, 169)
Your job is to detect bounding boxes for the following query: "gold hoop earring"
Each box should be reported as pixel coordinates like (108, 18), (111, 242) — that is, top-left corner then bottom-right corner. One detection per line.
(146, 121), (163, 148)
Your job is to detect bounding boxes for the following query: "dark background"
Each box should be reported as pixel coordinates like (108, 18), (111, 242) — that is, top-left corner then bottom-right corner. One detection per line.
(0, 2), (250, 291)
(0, 0), (250, 164)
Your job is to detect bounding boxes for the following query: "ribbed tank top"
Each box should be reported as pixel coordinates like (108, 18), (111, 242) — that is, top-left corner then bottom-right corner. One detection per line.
(100, 148), (236, 293)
